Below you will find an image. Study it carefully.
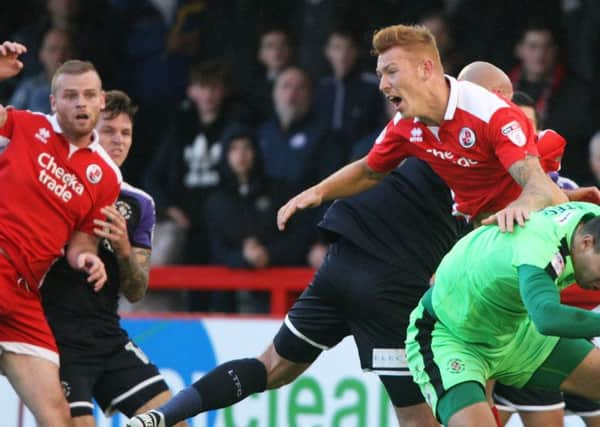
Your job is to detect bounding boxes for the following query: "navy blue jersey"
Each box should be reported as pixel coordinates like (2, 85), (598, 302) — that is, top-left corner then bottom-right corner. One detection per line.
(318, 157), (468, 284)
(42, 182), (155, 355)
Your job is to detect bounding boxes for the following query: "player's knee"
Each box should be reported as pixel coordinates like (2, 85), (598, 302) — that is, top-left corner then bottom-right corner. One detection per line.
(36, 396), (71, 427)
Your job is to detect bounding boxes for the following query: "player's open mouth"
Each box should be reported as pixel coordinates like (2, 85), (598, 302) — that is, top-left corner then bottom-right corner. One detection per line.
(75, 113), (89, 120)
(387, 96), (403, 108)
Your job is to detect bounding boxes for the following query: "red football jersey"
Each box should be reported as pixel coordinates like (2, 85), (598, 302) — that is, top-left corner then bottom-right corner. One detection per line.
(561, 284), (600, 311)
(367, 77), (539, 219)
(536, 129), (567, 173)
(0, 109), (121, 290)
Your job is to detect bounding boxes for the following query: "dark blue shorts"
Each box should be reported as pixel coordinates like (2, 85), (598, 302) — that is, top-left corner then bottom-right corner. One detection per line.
(274, 238), (430, 407)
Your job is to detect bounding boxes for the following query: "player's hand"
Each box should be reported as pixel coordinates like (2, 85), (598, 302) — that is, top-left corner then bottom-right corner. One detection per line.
(481, 205), (531, 232)
(563, 187), (600, 204)
(0, 41), (27, 80)
(77, 252), (107, 291)
(277, 188), (322, 231)
(93, 205), (132, 258)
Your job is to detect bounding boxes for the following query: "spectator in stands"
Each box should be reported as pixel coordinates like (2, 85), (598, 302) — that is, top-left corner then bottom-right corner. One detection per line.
(144, 61), (244, 268)
(419, 10), (463, 77)
(350, 96), (397, 161)
(12, 0), (119, 87)
(9, 28), (72, 113)
(588, 131), (600, 187)
(289, 0), (337, 80)
(258, 66), (343, 193)
(314, 28), (383, 159)
(10, 0), (75, 79)
(450, 0), (562, 71)
(110, 0), (205, 186)
(249, 28), (294, 123)
(510, 22), (593, 183)
(205, 124), (309, 312)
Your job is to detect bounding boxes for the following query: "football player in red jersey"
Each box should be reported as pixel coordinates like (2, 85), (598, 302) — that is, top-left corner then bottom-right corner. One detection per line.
(278, 24), (567, 235)
(0, 41), (120, 427)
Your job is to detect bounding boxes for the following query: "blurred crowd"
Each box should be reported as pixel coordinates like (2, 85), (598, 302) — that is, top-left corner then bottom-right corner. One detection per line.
(2, 0), (600, 313)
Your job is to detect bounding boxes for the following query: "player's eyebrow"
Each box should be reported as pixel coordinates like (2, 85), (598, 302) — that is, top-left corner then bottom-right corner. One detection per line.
(376, 63), (395, 77)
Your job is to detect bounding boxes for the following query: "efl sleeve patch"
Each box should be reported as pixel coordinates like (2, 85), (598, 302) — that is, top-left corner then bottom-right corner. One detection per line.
(501, 120), (527, 147)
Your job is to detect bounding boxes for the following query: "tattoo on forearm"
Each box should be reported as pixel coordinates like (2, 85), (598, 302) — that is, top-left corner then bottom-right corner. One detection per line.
(365, 167), (386, 181)
(118, 247), (151, 300)
(507, 156), (537, 187)
(508, 156), (562, 208)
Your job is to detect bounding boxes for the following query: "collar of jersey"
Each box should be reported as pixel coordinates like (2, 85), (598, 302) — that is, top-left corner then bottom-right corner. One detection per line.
(393, 75), (459, 125)
(46, 114), (101, 153)
(443, 75), (459, 121)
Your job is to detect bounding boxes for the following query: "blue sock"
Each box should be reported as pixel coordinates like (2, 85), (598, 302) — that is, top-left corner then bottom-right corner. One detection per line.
(159, 358), (267, 425)
(159, 387), (202, 426)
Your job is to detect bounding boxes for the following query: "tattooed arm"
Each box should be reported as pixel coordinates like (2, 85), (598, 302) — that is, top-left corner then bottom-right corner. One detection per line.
(481, 156), (568, 231)
(278, 156), (387, 230)
(509, 156), (568, 207)
(116, 246), (151, 303)
(93, 205), (151, 302)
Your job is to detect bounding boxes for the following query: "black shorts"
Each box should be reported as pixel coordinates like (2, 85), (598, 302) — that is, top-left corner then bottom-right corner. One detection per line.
(493, 383), (564, 413)
(564, 393), (600, 417)
(60, 340), (169, 417)
(274, 238), (429, 407)
(494, 382), (600, 417)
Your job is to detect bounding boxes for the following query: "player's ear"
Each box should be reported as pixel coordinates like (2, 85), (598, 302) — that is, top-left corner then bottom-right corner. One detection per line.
(50, 94), (56, 113)
(419, 58), (434, 80)
(99, 90), (106, 110)
(582, 234), (596, 252)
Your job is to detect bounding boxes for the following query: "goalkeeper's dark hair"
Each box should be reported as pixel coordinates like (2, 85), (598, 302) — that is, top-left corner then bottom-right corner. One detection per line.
(580, 215), (600, 252)
(102, 90), (138, 121)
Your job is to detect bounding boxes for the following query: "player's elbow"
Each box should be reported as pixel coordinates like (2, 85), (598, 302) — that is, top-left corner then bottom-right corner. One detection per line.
(123, 283), (148, 303)
(532, 320), (557, 336)
(125, 291), (145, 304)
(555, 188), (569, 204)
(530, 309), (562, 336)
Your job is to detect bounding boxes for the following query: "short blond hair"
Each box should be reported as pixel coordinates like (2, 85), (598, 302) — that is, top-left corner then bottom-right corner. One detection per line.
(51, 60), (101, 94)
(372, 24), (441, 65)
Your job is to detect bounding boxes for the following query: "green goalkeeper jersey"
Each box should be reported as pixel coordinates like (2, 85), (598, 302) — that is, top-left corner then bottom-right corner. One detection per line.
(429, 202), (600, 346)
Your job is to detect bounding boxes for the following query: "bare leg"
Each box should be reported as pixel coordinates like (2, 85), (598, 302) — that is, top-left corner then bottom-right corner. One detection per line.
(395, 402), (440, 427)
(72, 415), (95, 427)
(561, 348), (600, 400)
(497, 409), (513, 425)
(582, 415), (600, 427)
(448, 402), (497, 427)
(258, 343), (312, 389)
(1, 351), (70, 427)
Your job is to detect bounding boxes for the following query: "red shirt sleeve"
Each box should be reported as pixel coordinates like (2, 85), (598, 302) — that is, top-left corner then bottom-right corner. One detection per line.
(366, 119), (409, 173)
(487, 105), (539, 171)
(77, 175), (120, 235)
(537, 129), (567, 173)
